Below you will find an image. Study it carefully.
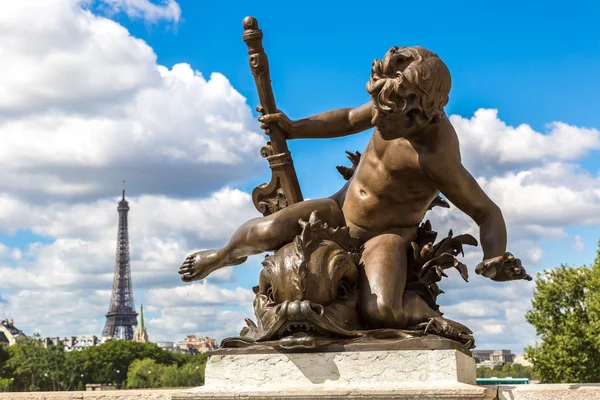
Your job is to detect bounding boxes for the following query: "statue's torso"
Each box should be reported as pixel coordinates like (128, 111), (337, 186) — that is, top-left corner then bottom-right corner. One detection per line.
(341, 127), (443, 240)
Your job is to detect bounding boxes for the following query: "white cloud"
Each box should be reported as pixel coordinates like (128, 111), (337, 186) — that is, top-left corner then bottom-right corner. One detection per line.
(0, 188), (258, 291)
(0, 0), (160, 114)
(148, 282), (255, 308)
(481, 324), (504, 335)
(442, 301), (489, 318)
(482, 164), (600, 227)
(99, 0), (182, 24)
(0, 244), (21, 261)
(0, 289), (109, 338)
(527, 247), (543, 264)
(147, 306), (253, 342)
(573, 234), (585, 252)
(450, 109), (600, 176)
(0, 0), (265, 203)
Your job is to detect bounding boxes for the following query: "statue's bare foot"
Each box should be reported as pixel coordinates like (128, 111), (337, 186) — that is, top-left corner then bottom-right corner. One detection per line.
(417, 316), (475, 349)
(178, 250), (247, 282)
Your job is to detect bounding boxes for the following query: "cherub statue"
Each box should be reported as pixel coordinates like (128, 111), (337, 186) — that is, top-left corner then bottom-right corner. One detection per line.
(178, 45), (531, 341)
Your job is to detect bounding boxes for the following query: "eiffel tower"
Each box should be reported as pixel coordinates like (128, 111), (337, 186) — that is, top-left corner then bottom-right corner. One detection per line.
(102, 185), (138, 340)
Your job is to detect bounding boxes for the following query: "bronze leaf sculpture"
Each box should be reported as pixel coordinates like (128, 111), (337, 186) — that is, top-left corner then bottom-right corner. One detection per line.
(178, 16), (532, 351)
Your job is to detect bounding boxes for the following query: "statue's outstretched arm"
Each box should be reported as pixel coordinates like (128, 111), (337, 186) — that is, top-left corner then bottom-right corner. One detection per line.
(433, 161), (507, 261)
(259, 101), (373, 139)
(423, 135), (531, 282)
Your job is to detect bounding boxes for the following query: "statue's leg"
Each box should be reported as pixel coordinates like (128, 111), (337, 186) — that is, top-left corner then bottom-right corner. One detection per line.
(178, 199), (343, 282)
(359, 229), (441, 329)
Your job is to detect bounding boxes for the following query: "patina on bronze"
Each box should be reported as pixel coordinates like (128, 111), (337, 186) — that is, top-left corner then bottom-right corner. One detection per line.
(178, 16), (532, 351)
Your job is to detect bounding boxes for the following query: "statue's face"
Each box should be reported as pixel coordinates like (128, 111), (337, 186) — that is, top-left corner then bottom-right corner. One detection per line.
(252, 239), (361, 348)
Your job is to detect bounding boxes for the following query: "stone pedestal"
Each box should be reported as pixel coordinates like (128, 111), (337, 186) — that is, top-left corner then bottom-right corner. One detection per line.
(174, 342), (496, 399)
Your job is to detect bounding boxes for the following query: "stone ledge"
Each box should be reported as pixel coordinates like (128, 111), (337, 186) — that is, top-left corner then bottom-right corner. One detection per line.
(498, 383), (600, 399)
(4, 384), (600, 399)
(0, 389), (182, 399)
(176, 383), (496, 400)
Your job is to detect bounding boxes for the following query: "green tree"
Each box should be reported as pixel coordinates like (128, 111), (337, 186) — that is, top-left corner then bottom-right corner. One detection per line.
(475, 363), (536, 379)
(0, 346), (12, 392)
(0, 378), (12, 392)
(525, 244), (600, 383)
(0, 338), (206, 392)
(5, 336), (83, 391)
(127, 354), (208, 389)
(159, 354), (207, 388)
(0, 344), (9, 376)
(78, 340), (182, 385)
(125, 358), (163, 389)
(58, 348), (86, 391)
(5, 334), (47, 391)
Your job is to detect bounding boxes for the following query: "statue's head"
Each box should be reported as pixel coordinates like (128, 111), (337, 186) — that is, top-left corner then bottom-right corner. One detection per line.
(250, 212), (361, 349)
(367, 46), (451, 134)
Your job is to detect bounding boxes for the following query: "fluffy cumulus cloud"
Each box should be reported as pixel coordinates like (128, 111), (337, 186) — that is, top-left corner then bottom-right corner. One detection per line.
(451, 109), (600, 177)
(0, 0), (264, 342)
(0, 0), (264, 203)
(433, 110), (600, 243)
(0, 0), (599, 353)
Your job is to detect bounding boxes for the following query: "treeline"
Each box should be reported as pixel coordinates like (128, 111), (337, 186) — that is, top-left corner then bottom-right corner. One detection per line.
(476, 363), (536, 380)
(0, 335), (207, 392)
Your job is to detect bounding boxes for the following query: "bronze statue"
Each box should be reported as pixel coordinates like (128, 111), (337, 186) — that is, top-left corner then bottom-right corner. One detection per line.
(178, 16), (531, 350)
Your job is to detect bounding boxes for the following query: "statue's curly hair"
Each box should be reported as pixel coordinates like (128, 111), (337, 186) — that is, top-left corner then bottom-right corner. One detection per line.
(366, 46), (451, 125)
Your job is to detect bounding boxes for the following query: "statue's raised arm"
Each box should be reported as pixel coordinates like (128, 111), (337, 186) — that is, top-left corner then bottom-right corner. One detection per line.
(259, 102), (374, 140)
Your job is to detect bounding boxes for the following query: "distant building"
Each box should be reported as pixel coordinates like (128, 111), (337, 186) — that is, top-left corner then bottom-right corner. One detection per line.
(490, 350), (515, 364)
(86, 383), (117, 391)
(157, 335), (218, 354)
(132, 304), (148, 343)
(156, 341), (188, 354)
(43, 335), (106, 351)
(0, 319), (26, 346)
(473, 349), (515, 366)
(178, 335), (218, 353)
(472, 350), (494, 364)
(513, 354), (533, 367)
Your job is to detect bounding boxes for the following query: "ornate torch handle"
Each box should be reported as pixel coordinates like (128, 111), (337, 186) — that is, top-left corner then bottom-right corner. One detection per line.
(242, 16), (303, 216)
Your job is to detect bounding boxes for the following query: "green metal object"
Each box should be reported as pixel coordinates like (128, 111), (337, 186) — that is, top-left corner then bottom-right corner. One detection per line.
(476, 378), (529, 385)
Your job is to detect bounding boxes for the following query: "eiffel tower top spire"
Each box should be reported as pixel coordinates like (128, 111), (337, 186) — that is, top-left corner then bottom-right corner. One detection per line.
(102, 185), (137, 340)
(119, 180), (128, 211)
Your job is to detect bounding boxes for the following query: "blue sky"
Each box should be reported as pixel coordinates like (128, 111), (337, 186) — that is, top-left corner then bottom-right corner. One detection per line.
(117, 0), (600, 264)
(0, 0), (599, 354)
(124, 1), (600, 128)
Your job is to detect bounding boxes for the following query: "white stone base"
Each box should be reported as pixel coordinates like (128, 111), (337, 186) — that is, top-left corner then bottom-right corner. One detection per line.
(174, 349), (496, 399)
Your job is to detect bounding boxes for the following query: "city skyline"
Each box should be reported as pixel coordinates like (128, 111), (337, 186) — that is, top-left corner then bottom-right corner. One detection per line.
(0, 0), (599, 352)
